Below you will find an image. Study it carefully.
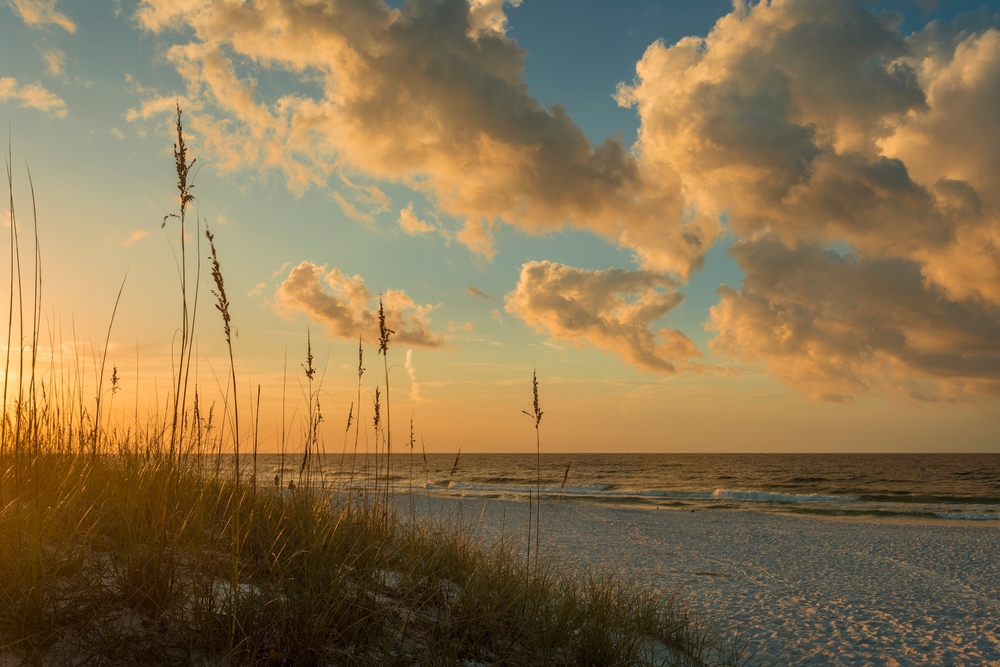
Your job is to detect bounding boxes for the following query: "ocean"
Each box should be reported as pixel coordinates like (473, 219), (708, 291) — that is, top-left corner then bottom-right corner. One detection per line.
(261, 452), (1000, 523)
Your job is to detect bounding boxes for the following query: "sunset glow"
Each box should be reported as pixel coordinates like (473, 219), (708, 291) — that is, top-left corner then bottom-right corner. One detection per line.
(2, 0), (998, 452)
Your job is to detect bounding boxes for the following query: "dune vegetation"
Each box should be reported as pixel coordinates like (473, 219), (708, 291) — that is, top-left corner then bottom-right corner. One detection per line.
(0, 111), (752, 666)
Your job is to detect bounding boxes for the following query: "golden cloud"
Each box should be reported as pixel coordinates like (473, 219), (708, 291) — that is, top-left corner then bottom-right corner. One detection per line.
(505, 261), (702, 373)
(6, 0), (75, 32)
(133, 0), (714, 276)
(617, 0), (1000, 306)
(0, 77), (67, 117)
(274, 261), (445, 349)
(708, 235), (1000, 401)
(398, 203), (436, 235)
(612, 0), (1000, 398)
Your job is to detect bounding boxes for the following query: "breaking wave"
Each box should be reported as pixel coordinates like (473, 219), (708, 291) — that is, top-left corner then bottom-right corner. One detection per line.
(712, 489), (860, 503)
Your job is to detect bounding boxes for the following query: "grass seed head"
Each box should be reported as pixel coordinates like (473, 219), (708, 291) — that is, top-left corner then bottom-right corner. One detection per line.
(522, 368), (543, 428)
(205, 229), (232, 345)
(303, 329), (316, 381)
(378, 298), (394, 356)
(172, 103), (195, 217)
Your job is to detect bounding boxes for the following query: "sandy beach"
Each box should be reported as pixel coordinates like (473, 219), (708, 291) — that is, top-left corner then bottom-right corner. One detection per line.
(436, 497), (1000, 666)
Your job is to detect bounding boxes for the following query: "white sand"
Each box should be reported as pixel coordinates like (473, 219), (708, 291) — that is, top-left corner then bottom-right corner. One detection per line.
(437, 498), (1000, 666)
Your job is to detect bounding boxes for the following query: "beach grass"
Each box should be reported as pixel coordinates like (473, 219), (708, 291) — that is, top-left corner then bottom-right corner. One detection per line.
(0, 113), (753, 666)
(0, 449), (749, 666)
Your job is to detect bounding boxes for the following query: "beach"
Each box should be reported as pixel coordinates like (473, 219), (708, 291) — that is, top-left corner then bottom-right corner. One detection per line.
(437, 497), (1000, 666)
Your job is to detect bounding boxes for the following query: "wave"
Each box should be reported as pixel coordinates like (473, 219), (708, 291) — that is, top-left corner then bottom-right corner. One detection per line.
(421, 481), (862, 505)
(441, 481), (614, 495)
(934, 512), (1000, 521)
(712, 489), (859, 503)
(861, 494), (1000, 505)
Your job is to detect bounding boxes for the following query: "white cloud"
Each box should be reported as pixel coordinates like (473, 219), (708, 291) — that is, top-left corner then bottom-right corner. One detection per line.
(0, 77), (67, 117)
(247, 282), (266, 297)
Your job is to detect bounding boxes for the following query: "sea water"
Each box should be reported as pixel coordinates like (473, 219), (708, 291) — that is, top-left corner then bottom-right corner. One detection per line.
(261, 453), (1000, 523)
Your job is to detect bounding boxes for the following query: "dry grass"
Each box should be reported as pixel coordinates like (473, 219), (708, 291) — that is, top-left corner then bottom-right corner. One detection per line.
(0, 449), (751, 666)
(0, 112), (755, 666)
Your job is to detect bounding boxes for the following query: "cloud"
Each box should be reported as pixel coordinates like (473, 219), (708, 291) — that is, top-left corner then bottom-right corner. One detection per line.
(332, 191), (374, 224)
(42, 48), (65, 76)
(247, 282), (266, 297)
(468, 0), (521, 36)
(109, 128), (124, 139)
(0, 77), (67, 117)
(126, 94), (189, 122)
(123, 229), (151, 246)
(616, 0), (1000, 305)
(405, 349), (421, 402)
(604, 0), (1000, 399)
(448, 321), (473, 332)
(399, 203), (436, 234)
(490, 308), (503, 323)
(505, 261), (702, 373)
(6, 0), (75, 32)
(133, 0), (714, 276)
(708, 235), (1000, 401)
(134, 0), (1000, 402)
(274, 261), (445, 349)
(339, 174), (391, 221)
(466, 285), (492, 299)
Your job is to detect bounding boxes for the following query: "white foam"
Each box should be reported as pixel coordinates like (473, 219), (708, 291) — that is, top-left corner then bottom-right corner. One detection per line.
(445, 481), (612, 495)
(712, 488), (859, 503)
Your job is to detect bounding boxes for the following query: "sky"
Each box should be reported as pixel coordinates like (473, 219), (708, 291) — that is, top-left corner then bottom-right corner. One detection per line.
(1, 0), (999, 453)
